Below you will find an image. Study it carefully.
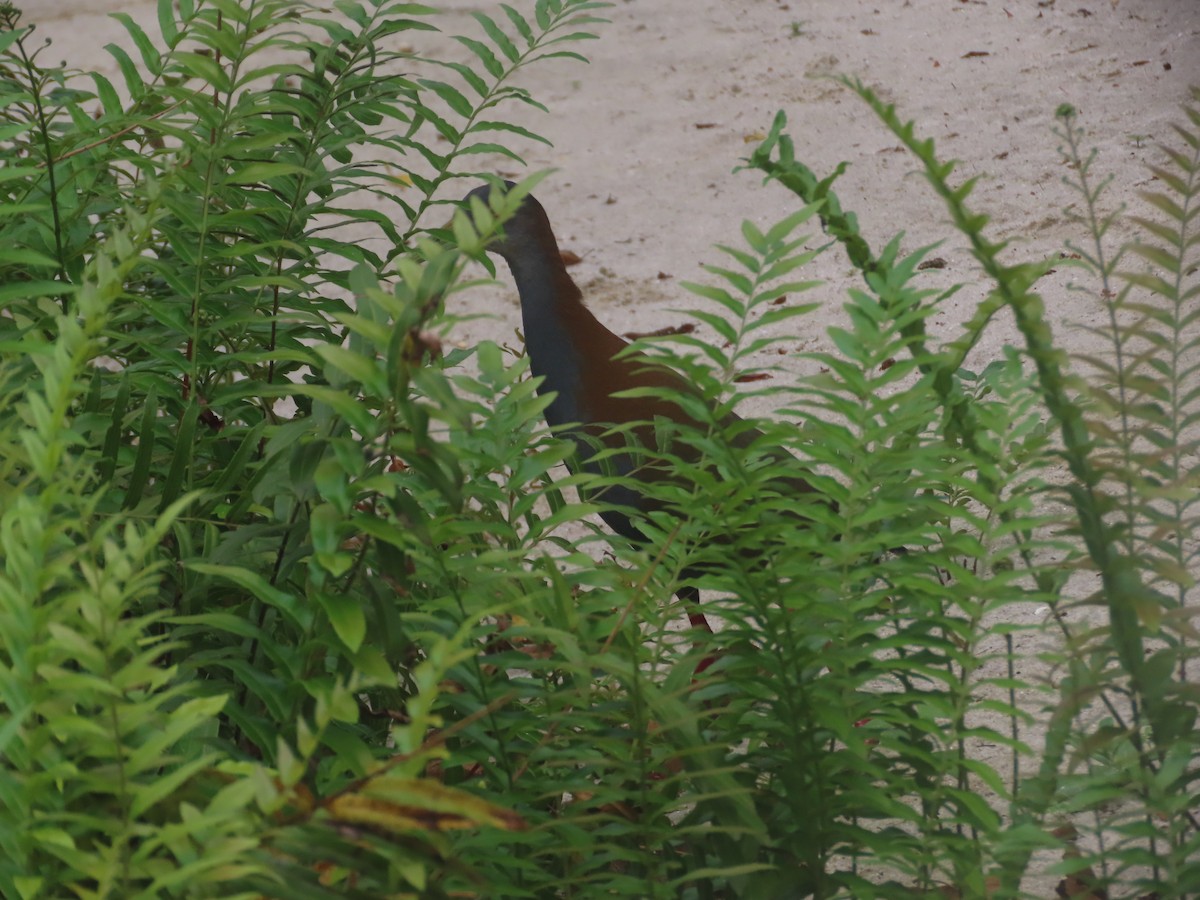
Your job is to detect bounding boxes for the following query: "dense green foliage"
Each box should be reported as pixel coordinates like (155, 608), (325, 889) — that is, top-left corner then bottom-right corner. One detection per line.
(0, 0), (1195, 896)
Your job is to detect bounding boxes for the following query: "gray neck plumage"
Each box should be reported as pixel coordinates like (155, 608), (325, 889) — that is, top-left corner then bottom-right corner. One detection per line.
(500, 251), (586, 429)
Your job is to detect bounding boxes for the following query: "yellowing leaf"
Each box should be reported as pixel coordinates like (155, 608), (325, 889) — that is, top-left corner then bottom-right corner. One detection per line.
(385, 166), (414, 187)
(326, 776), (525, 836)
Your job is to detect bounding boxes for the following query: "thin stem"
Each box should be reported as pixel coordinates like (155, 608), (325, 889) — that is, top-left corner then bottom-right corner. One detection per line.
(11, 22), (68, 303)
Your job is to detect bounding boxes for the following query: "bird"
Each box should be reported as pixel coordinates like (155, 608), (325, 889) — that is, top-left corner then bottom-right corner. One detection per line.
(463, 180), (824, 645)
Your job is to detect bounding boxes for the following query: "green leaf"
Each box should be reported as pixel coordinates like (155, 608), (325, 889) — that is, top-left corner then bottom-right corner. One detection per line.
(458, 141), (522, 161)
(741, 218), (766, 254)
(185, 562), (312, 629)
(311, 502), (353, 577)
(452, 36), (504, 79)
(315, 344), (386, 394)
(476, 340), (504, 382)
(225, 161), (310, 185)
(419, 78), (474, 118)
(209, 420), (267, 501)
(0, 247), (61, 268)
(765, 201), (822, 244)
(315, 590), (366, 653)
(172, 50), (230, 91)
(157, 0), (179, 45)
(470, 119), (551, 145)
(128, 754), (215, 818)
(159, 401), (199, 511)
(0, 27), (27, 56)
(124, 387), (158, 509)
(0, 166), (39, 185)
(104, 42), (147, 98)
(111, 13), (163, 74)
(471, 11), (521, 63)
(88, 72), (123, 116)
(0, 282), (73, 307)
(500, 4), (535, 44)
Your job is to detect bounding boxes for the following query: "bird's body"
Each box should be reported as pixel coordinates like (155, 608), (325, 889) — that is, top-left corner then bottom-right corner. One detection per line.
(465, 182), (819, 636)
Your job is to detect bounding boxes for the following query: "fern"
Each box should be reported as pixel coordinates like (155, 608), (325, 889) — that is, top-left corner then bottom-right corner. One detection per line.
(0, 1), (606, 894)
(2, 0), (1196, 893)
(1052, 91), (1200, 897)
(0, 205), (262, 898)
(731, 81), (1200, 898)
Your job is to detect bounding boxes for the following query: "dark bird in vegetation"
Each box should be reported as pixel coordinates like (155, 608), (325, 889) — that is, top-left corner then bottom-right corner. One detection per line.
(463, 181), (824, 646)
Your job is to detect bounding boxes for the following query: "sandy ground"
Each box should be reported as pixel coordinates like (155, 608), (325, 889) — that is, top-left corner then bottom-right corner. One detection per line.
(29, 0), (1200, 889)
(34, 0), (1200, 372)
(451, 0), (1200, 384)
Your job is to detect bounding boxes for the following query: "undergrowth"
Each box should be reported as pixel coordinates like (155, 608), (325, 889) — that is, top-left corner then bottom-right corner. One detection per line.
(0, 0), (1196, 896)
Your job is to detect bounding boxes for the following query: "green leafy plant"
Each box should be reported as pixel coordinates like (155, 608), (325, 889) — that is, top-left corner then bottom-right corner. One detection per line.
(0, 0), (608, 895)
(0, 0), (1196, 894)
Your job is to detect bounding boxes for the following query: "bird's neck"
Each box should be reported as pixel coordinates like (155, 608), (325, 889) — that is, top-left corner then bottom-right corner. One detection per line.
(509, 250), (581, 327)
(504, 238), (624, 428)
(507, 242), (606, 363)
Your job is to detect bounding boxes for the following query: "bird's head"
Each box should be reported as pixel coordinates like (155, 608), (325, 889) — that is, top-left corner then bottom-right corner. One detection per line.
(463, 181), (552, 263)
